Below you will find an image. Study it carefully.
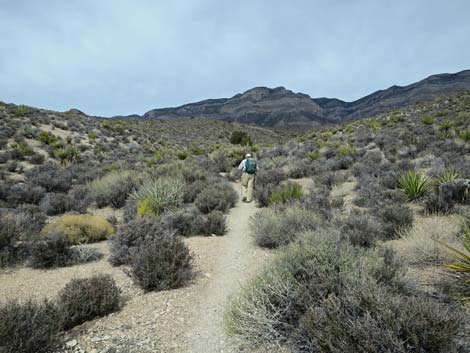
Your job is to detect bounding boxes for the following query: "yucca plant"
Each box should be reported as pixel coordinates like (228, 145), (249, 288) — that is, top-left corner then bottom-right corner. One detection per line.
(437, 169), (459, 186)
(399, 171), (429, 201)
(132, 177), (185, 217)
(439, 227), (470, 301)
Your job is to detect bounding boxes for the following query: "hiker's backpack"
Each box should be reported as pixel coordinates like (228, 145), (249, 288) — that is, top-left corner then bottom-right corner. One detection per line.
(245, 158), (257, 174)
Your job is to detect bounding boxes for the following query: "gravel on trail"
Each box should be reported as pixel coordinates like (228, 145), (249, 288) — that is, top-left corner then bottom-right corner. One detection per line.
(0, 183), (271, 353)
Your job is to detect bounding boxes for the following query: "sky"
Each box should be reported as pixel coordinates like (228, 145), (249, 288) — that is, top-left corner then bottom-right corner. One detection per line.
(0, 0), (469, 117)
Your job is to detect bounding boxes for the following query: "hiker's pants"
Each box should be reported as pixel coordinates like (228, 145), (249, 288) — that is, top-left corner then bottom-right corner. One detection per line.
(241, 173), (255, 202)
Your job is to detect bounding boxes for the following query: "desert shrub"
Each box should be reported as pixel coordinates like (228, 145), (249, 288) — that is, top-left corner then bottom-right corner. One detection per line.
(287, 160), (313, 178)
(251, 206), (320, 248)
(89, 171), (138, 208)
(26, 163), (72, 192)
(109, 217), (169, 266)
(302, 185), (333, 220)
(161, 206), (205, 236)
(299, 283), (462, 353)
(68, 185), (93, 213)
(252, 169), (287, 207)
(6, 183), (46, 206)
(42, 214), (114, 244)
(0, 299), (61, 353)
(255, 168), (287, 187)
(268, 182), (303, 205)
(438, 179), (470, 209)
(53, 146), (80, 165)
(133, 177), (184, 217)
(341, 211), (383, 247)
(39, 192), (73, 215)
(201, 210), (227, 236)
(29, 152), (45, 165)
(6, 160), (18, 172)
(58, 274), (121, 329)
(421, 115), (435, 125)
(29, 231), (72, 268)
(459, 130), (470, 142)
(128, 234), (193, 292)
(390, 216), (460, 266)
(195, 180), (238, 214)
(0, 214), (21, 266)
(226, 231), (463, 352)
(230, 130), (253, 146)
(378, 204), (414, 239)
(29, 231), (102, 269)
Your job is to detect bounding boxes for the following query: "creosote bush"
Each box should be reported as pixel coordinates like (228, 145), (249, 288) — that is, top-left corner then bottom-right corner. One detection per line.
(195, 180), (238, 214)
(42, 214), (114, 244)
(0, 299), (61, 353)
(226, 231), (464, 352)
(89, 171), (138, 208)
(128, 234), (193, 292)
(109, 217), (170, 266)
(58, 274), (121, 329)
(251, 206), (320, 248)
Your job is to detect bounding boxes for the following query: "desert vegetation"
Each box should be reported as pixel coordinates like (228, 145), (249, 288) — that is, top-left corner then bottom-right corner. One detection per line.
(1, 91), (470, 352)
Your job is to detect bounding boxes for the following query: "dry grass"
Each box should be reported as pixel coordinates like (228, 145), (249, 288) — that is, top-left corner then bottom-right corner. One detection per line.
(42, 214), (114, 244)
(389, 214), (462, 266)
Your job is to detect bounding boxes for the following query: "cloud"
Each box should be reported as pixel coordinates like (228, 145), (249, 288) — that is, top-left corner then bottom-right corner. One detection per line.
(0, 0), (469, 116)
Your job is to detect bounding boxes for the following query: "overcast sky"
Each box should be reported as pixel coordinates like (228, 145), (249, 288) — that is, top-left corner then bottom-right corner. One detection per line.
(1, 0), (469, 116)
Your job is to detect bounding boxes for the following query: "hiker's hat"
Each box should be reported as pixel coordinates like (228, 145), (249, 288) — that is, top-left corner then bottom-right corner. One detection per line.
(246, 153), (251, 158)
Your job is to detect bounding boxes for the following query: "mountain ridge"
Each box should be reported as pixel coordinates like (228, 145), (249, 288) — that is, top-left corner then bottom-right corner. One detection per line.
(141, 70), (470, 127)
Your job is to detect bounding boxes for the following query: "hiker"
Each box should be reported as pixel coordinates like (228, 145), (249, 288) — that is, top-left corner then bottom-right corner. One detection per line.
(238, 153), (258, 202)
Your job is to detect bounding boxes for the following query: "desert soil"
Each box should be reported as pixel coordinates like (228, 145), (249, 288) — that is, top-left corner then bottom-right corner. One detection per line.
(0, 183), (271, 353)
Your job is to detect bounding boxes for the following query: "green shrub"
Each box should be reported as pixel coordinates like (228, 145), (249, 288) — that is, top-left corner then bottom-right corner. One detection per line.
(89, 171), (138, 208)
(41, 214), (114, 244)
(133, 177), (184, 217)
(251, 206), (320, 248)
(459, 130), (470, 142)
(421, 115), (435, 125)
(268, 182), (303, 205)
(307, 150), (321, 161)
(38, 131), (59, 145)
(439, 121), (453, 132)
(13, 105), (32, 117)
(399, 170), (430, 200)
(194, 180), (238, 214)
(176, 150), (188, 160)
(438, 169), (460, 186)
(53, 146), (80, 165)
(230, 130), (253, 146)
(58, 274), (121, 329)
(128, 234), (193, 292)
(0, 299), (61, 353)
(440, 228), (470, 300)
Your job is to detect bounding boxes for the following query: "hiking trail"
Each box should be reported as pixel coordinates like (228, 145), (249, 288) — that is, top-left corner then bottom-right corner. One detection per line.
(178, 183), (269, 352)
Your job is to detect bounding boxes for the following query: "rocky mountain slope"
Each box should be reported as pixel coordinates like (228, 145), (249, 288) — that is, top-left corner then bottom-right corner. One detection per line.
(142, 70), (470, 128)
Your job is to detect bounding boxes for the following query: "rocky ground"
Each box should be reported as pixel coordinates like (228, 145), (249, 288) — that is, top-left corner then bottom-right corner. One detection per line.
(0, 184), (271, 353)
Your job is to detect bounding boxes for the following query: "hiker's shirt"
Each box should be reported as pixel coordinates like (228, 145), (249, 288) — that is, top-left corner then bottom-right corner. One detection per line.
(238, 159), (259, 173)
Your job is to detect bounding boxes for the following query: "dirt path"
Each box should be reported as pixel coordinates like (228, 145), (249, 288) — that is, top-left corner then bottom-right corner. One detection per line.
(0, 183), (269, 352)
(180, 187), (266, 352)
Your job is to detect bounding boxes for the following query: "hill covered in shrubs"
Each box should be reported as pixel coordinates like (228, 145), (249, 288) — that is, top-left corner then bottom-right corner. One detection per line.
(0, 91), (470, 352)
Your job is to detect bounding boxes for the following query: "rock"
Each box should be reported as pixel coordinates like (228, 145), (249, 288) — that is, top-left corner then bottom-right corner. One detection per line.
(66, 339), (78, 348)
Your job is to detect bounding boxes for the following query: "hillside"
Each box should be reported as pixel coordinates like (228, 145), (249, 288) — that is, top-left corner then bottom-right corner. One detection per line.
(0, 91), (469, 353)
(142, 70), (470, 127)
